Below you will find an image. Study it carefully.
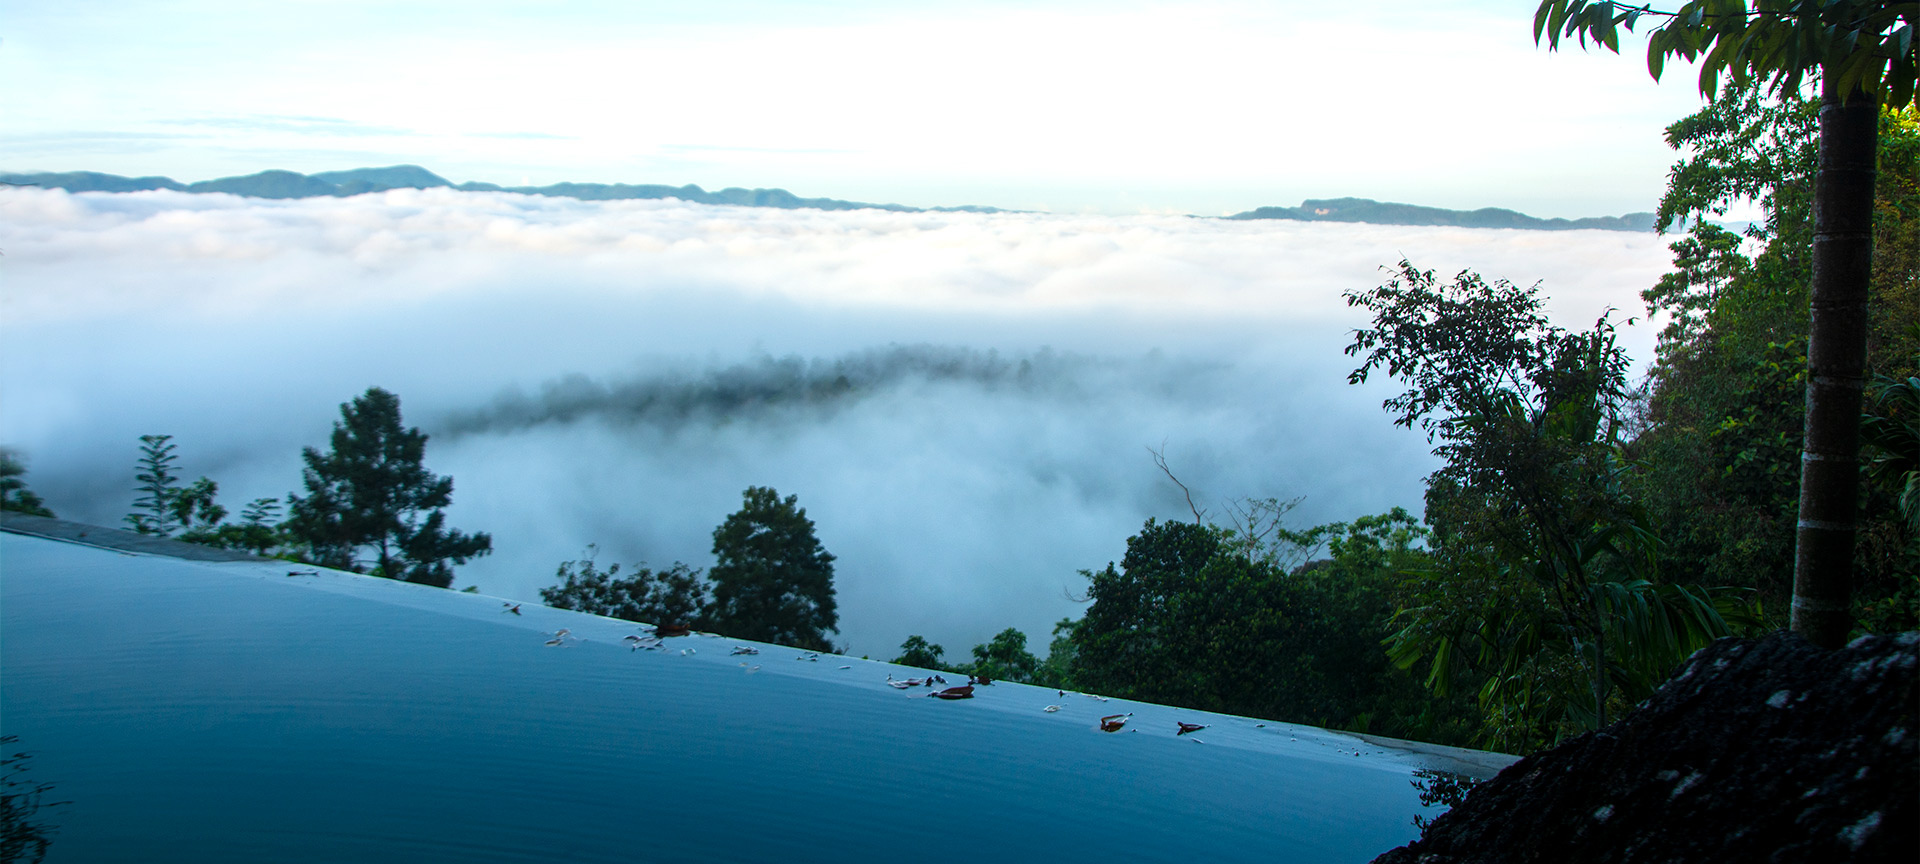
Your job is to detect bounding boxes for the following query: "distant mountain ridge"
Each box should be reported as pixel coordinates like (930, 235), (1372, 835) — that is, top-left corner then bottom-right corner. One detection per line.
(1, 165), (1655, 230)
(1225, 197), (1656, 232)
(0, 165), (1004, 214)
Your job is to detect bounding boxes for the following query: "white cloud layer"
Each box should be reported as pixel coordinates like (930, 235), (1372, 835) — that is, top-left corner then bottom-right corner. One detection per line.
(0, 187), (1676, 655)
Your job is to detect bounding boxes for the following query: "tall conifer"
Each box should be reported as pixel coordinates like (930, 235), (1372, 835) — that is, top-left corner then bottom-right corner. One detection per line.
(286, 387), (491, 587)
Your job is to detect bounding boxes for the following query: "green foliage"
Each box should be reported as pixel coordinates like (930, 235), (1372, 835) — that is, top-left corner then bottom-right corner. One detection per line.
(706, 486), (838, 651)
(540, 547), (709, 627)
(1036, 618), (1079, 689)
(285, 388), (491, 587)
(969, 628), (1041, 684)
(1540, 2), (1915, 646)
(116, 434), (295, 555)
(122, 435), (228, 538)
(1629, 93), (1920, 626)
(125, 434), (182, 535)
(890, 635), (948, 670)
(1348, 262), (1750, 746)
(169, 477), (226, 535)
(0, 450), (53, 518)
(1068, 515), (1468, 743)
(891, 623), (1075, 688)
(1534, 1), (1916, 107)
(176, 496), (298, 558)
(1857, 366), (1920, 632)
(1394, 490), (1753, 752)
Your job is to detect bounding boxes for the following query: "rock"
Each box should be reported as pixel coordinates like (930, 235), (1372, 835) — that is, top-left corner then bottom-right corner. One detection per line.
(1372, 631), (1918, 863)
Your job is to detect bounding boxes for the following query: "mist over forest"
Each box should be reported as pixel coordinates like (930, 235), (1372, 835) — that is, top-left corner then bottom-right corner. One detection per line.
(0, 186), (1674, 654)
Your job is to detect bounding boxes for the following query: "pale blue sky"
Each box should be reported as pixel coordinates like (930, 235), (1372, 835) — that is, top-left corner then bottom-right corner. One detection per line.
(3, 0), (1714, 215)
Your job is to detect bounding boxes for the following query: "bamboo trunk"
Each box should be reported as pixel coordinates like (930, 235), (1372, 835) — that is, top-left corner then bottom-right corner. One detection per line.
(1791, 78), (1879, 649)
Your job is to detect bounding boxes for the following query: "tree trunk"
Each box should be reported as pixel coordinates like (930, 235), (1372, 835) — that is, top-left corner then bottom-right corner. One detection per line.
(1791, 78), (1878, 650)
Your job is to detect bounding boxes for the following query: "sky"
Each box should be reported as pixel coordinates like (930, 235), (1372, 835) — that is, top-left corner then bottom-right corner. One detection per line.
(0, 187), (1678, 657)
(0, 0), (1718, 216)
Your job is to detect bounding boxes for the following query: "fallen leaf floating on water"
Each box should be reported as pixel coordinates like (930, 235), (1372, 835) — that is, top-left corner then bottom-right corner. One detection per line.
(1100, 713), (1132, 732)
(1176, 722), (1208, 736)
(731, 646), (759, 656)
(654, 624), (692, 638)
(930, 685), (975, 700)
(1043, 705), (1064, 713)
(502, 603), (521, 615)
(623, 634), (662, 651)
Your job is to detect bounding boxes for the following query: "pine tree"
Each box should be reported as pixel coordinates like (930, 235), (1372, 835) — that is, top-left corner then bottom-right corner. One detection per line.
(125, 435), (182, 535)
(285, 387), (491, 587)
(706, 486), (837, 651)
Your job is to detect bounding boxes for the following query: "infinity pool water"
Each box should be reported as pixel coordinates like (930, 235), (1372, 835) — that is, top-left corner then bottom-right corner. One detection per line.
(0, 528), (1471, 863)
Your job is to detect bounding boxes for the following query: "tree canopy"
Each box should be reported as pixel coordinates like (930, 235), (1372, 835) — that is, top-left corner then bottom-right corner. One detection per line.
(1065, 514), (1469, 743)
(1534, 1), (1915, 107)
(1535, 0), (1916, 647)
(285, 388), (491, 587)
(540, 549), (710, 629)
(705, 486), (838, 651)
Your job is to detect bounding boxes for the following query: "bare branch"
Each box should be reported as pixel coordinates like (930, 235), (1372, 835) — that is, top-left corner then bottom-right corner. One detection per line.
(1148, 442), (1206, 523)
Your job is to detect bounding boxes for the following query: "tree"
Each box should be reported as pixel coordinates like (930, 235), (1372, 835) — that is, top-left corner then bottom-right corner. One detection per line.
(1068, 516), (1457, 739)
(968, 628), (1041, 684)
(706, 486), (837, 651)
(1627, 91), (1920, 628)
(1347, 263), (1746, 740)
(0, 449), (53, 518)
(541, 547), (710, 628)
(1534, 0), (1918, 647)
(204, 497), (295, 558)
(168, 477), (227, 536)
(285, 388), (491, 587)
(1036, 618), (1080, 689)
(891, 635), (949, 670)
(124, 435), (234, 539)
(125, 434), (182, 535)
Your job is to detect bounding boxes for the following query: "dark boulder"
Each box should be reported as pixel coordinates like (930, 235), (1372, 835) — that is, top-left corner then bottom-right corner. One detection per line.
(1373, 631), (1917, 863)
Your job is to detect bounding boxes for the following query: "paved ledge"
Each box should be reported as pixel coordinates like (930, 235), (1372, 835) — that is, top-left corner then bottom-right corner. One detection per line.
(0, 511), (264, 562)
(1347, 732), (1522, 781)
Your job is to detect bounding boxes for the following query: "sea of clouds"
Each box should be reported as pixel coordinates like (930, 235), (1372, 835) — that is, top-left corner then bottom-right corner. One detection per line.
(0, 187), (1676, 656)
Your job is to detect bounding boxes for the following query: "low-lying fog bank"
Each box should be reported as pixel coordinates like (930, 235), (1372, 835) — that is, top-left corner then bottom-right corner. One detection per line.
(0, 187), (1673, 654)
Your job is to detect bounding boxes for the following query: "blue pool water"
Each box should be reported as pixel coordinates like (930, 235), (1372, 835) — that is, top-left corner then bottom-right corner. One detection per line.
(0, 530), (1466, 862)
